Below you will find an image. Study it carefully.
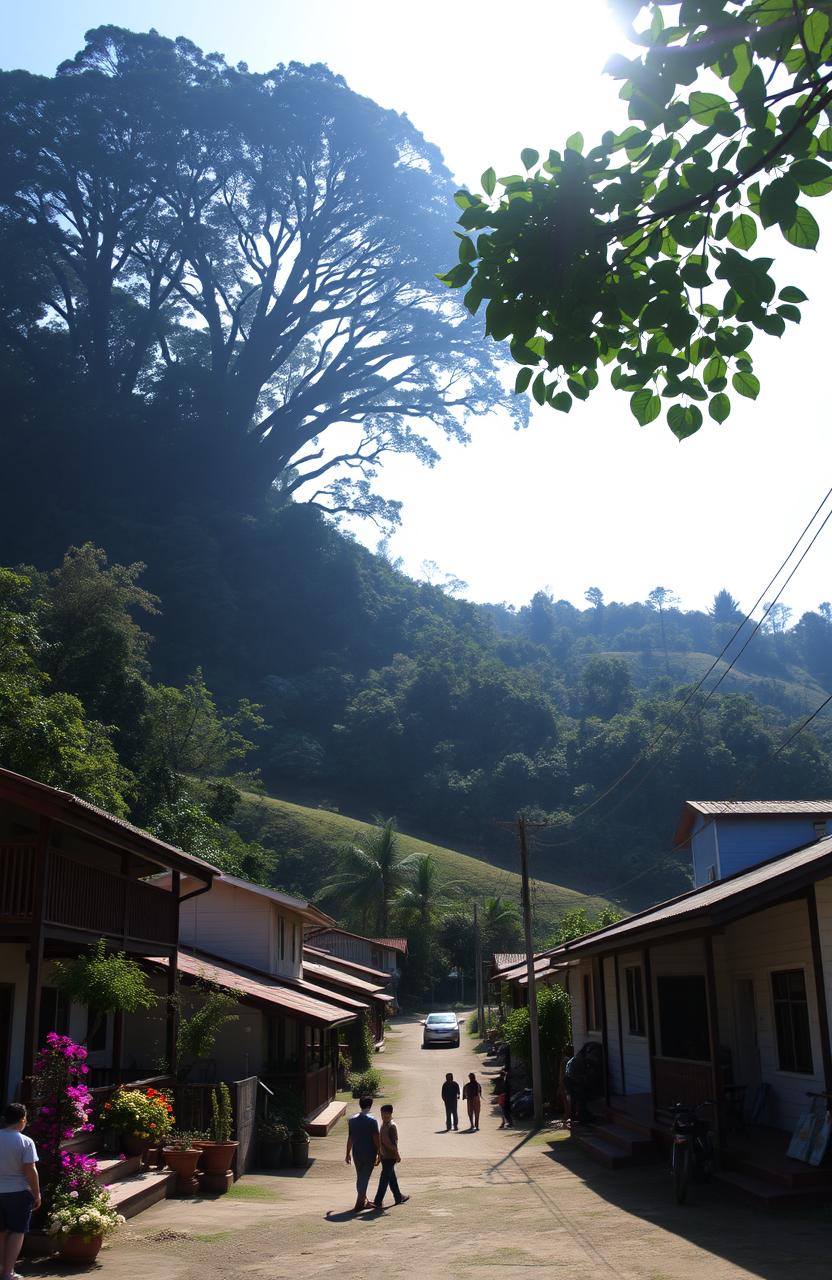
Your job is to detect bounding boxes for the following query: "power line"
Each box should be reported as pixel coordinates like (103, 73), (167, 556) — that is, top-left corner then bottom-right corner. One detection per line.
(533, 483), (832, 848)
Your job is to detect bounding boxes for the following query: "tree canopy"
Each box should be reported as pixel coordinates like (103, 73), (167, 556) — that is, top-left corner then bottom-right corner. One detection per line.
(0, 26), (519, 528)
(442, 0), (832, 437)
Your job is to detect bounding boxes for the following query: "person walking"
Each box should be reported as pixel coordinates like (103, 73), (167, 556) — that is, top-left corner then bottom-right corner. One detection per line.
(372, 1104), (410, 1209)
(462, 1073), (482, 1130)
(0, 1102), (41, 1280)
(441, 1073), (460, 1131)
(345, 1096), (380, 1212)
(495, 1069), (513, 1129)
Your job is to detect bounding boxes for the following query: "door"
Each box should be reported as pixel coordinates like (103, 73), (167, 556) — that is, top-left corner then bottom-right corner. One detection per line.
(0, 984), (14, 1103)
(733, 977), (762, 1092)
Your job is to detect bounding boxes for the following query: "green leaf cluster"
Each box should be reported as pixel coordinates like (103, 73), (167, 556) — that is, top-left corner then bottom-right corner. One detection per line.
(443, 0), (832, 436)
(53, 937), (157, 1014)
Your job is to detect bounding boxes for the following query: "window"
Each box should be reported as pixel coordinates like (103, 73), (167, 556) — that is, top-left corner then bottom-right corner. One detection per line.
(86, 1007), (107, 1053)
(656, 975), (710, 1061)
(38, 986), (69, 1049)
(625, 967), (646, 1037)
(305, 1025), (325, 1070)
(772, 969), (814, 1074)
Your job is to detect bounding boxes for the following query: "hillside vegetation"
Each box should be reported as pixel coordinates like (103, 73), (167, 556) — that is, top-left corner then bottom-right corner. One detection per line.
(232, 790), (609, 940)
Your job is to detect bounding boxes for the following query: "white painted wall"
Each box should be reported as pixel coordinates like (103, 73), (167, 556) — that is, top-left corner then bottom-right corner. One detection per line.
(179, 881), (303, 980)
(603, 955), (623, 1094)
(2, 943), (28, 1100)
(721, 899), (825, 1131)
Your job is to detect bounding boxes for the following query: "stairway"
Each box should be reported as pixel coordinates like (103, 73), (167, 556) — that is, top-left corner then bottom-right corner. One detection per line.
(93, 1151), (176, 1218)
(715, 1145), (832, 1211)
(571, 1109), (659, 1169)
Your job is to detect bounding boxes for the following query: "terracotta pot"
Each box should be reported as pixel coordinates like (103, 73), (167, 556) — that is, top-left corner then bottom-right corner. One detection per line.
(291, 1134), (310, 1168)
(195, 1140), (238, 1175)
(122, 1133), (153, 1158)
(163, 1146), (202, 1176)
(59, 1233), (103, 1264)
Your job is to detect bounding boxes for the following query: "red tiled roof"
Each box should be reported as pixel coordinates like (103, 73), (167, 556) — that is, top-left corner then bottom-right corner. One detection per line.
(301, 958), (392, 1004)
(151, 952), (354, 1028)
(373, 937), (408, 954)
(303, 945), (390, 985)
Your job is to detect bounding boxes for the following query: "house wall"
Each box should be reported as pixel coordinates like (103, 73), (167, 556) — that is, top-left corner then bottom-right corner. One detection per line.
(179, 881), (303, 980)
(603, 956), (623, 1094)
(721, 898), (825, 1131)
(570, 959), (602, 1051)
(712, 817), (827, 882)
(813, 875), (832, 1044)
(690, 818), (720, 888)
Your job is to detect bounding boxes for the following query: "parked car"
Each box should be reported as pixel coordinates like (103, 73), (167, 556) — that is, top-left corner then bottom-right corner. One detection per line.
(421, 1012), (463, 1048)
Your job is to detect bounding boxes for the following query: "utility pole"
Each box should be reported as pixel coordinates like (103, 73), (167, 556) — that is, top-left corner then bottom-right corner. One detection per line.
(474, 901), (484, 1035)
(518, 815), (544, 1128)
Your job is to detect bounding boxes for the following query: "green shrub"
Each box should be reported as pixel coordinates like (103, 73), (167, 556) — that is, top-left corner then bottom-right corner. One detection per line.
(53, 938), (156, 1014)
(346, 1011), (375, 1072)
(348, 1068), (382, 1098)
(503, 985), (572, 1094)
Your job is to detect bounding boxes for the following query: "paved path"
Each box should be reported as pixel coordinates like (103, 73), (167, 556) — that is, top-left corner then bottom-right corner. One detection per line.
(24, 1015), (832, 1280)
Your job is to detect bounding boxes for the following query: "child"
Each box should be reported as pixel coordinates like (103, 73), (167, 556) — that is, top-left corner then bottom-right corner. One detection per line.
(0, 1102), (41, 1280)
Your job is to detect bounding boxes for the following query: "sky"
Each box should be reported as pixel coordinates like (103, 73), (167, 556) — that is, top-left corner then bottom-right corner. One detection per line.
(4, 1), (831, 622)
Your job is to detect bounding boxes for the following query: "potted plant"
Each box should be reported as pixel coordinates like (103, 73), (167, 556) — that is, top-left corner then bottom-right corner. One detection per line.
(46, 1155), (125, 1263)
(101, 1086), (175, 1157)
(162, 1130), (207, 1195)
(257, 1116), (291, 1169)
(196, 1084), (238, 1189)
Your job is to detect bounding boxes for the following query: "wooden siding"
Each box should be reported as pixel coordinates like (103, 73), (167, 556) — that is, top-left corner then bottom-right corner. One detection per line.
(308, 930), (397, 973)
(603, 956), (623, 1093)
(179, 879), (302, 979)
(721, 898), (824, 1130)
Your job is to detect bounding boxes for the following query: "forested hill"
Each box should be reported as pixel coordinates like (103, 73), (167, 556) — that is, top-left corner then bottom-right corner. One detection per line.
(4, 504), (830, 912)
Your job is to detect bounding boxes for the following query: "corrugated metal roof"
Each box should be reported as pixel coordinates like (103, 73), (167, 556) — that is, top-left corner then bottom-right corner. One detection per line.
(373, 937), (408, 954)
(547, 833), (832, 958)
(493, 953), (524, 971)
(169, 872), (335, 927)
(301, 958), (391, 1003)
(306, 927), (407, 956)
(303, 945), (389, 985)
(688, 800), (832, 817)
(493, 955), (560, 984)
(0, 766), (221, 879)
(154, 951), (354, 1027)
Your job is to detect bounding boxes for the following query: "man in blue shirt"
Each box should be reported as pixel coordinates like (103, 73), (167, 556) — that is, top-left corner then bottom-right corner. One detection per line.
(345, 1096), (380, 1212)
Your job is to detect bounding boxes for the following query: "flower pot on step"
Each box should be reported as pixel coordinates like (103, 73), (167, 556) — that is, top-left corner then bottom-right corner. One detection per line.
(59, 1233), (103, 1264)
(194, 1139), (238, 1176)
(163, 1146), (203, 1195)
(122, 1133), (154, 1159)
(291, 1133), (310, 1168)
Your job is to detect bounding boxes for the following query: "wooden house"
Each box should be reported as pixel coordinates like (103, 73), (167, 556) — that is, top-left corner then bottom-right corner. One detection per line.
(0, 767), (219, 1104)
(305, 927), (407, 979)
(546, 800), (832, 1206)
(142, 874), (386, 1128)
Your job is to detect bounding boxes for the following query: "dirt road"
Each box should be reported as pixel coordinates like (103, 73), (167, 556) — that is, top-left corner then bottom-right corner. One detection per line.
(25, 1016), (832, 1280)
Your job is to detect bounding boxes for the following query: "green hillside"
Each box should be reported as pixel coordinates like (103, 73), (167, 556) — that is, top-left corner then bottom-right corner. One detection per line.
(233, 790), (609, 942)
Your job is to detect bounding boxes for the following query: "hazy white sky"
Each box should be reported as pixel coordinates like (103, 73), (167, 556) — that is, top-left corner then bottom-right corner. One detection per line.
(5, 1), (831, 619)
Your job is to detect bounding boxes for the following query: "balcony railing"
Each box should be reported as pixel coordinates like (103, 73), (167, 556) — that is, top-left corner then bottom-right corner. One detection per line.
(0, 845), (176, 946)
(653, 1056), (715, 1109)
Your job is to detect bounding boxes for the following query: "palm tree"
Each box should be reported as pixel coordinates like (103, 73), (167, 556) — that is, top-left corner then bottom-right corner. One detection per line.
(481, 895), (523, 953)
(318, 817), (413, 934)
(396, 853), (443, 928)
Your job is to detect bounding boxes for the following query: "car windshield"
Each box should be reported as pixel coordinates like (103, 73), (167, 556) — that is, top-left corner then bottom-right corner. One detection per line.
(427, 1014), (456, 1025)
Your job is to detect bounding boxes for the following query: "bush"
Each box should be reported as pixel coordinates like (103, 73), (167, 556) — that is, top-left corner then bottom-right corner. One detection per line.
(346, 1011), (375, 1073)
(53, 938), (157, 1014)
(348, 1068), (382, 1098)
(503, 985), (572, 1094)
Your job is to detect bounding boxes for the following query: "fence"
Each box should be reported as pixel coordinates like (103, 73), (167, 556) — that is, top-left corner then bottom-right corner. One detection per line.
(171, 1078), (259, 1177)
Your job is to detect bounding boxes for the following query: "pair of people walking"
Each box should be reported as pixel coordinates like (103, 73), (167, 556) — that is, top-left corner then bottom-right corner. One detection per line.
(345, 1097), (410, 1213)
(441, 1073), (482, 1131)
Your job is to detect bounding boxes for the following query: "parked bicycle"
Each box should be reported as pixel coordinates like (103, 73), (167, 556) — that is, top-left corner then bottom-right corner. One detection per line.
(670, 1100), (716, 1204)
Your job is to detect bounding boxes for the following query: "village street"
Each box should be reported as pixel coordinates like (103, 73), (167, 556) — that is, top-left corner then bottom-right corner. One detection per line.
(25, 1015), (832, 1280)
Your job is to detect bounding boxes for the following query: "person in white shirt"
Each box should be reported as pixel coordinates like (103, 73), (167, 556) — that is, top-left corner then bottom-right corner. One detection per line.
(0, 1103), (40, 1280)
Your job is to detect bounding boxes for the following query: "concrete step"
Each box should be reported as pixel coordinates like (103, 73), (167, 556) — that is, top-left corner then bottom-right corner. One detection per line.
(714, 1168), (832, 1211)
(305, 1100), (346, 1136)
(592, 1122), (656, 1158)
(107, 1169), (176, 1219)
(94, 1153), (143, 1185)
(573, 1132), (633, 1169)
(724, 1150), (832, 1191)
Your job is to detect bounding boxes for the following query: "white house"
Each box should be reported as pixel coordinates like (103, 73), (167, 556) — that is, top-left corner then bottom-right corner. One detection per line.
(544, 800), (832, 1206)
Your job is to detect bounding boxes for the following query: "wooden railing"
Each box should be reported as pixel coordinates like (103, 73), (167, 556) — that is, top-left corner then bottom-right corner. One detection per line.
(0, 844), (36, 917)
(0, 845), (177, 946)
(653, 1057), (715, 1109)
(261, 1066), (333, 1118)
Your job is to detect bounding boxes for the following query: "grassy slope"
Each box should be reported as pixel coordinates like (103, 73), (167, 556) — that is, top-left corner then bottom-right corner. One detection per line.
(235, 789), (609, 941)
(605, 649), (826, 712)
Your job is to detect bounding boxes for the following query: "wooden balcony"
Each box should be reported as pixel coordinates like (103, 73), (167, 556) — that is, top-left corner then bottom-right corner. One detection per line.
(0, 843), (177, 948)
